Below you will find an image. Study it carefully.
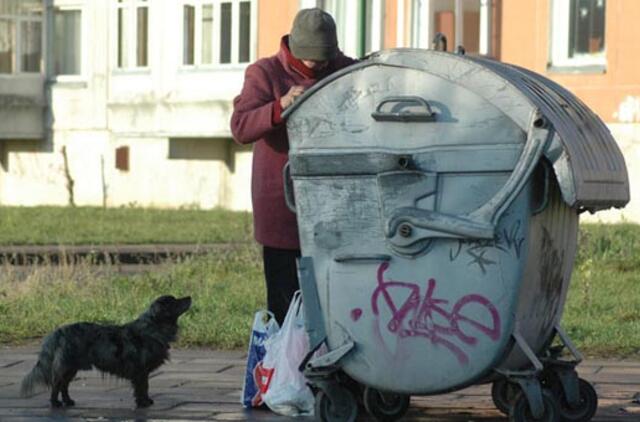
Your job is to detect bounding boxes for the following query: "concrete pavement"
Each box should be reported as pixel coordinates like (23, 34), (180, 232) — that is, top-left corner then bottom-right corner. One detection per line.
(1, 345), (639, 421)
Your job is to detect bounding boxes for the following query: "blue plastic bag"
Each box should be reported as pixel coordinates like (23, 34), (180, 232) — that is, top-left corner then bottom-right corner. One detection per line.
(241, 310), (279, 408)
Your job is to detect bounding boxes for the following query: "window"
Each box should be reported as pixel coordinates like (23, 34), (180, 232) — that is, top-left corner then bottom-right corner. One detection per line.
(0, 19), (15, 73)
(238, 1), (251, 62)
(320, 1), (351, 55)
(183, 5), (195, 64)
(53, 9), (82, 76)
(0, 0), (43, 74)
(430, 0), (483, 53)
(181, 0), (255, 66)
(320, 0), (384, 58)
(400, 0), (492, 55)
(550, 0), (606, 69)
(360, 0), (383, 55)
(116, 0), (149, 69)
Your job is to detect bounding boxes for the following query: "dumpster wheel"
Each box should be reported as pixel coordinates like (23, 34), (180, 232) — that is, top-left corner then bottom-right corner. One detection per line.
(315, 387), (358, 422)
(554, 378), (598, 422)
(491, 379), (519, 415)
(363, 386), (410, 421)
(509, 389), (560, 422)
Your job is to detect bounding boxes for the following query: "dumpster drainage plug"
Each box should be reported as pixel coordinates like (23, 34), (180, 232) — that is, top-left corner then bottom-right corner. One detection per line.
(398, 156), (412, 169)
(399, 224), (413, 238)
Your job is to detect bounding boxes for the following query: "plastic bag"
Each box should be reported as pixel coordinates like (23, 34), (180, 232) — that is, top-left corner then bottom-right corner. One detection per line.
(241, 310), (279, 408)
(262, 291), (315, 416)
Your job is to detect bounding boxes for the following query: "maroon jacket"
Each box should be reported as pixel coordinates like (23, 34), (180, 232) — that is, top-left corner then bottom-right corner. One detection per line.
(231, 36), (356, 249)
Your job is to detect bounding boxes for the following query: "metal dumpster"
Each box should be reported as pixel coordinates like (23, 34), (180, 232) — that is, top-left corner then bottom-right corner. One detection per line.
(282, 49), (629, 422)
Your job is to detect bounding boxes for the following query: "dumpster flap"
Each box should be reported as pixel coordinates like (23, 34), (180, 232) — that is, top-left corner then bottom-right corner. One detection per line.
(467, 56), (630, 212)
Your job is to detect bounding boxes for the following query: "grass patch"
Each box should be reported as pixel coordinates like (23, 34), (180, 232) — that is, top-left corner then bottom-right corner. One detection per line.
(0, 244), (264, 349)
(576, 223), (640, 264)
(0, 222), (639, 358)
(562, 223), (640, 358)
(0, 206), (252, 245)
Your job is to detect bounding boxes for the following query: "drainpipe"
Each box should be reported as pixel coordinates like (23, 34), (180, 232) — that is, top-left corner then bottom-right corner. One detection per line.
(396, 0), (404, 47)
(455, 0), (463, 50)
(480, 0), (492, 55)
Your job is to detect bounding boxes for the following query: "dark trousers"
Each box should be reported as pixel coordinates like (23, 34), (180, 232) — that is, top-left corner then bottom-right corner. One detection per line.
(262, 246), (301, 326)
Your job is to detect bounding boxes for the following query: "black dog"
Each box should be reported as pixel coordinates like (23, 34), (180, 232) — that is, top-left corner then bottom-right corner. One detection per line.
(20, 295), (192, 408)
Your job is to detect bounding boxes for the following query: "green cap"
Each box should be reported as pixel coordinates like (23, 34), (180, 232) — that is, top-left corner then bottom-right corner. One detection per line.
(289, 8), (338, 61)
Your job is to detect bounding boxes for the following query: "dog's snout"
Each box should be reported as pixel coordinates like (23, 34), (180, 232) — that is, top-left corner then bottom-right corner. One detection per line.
(179, 296), (192, 311)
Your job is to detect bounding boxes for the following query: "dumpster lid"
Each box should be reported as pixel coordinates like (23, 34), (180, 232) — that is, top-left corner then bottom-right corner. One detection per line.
(284, 49), (629, 212)
(467, 55), (629, 212)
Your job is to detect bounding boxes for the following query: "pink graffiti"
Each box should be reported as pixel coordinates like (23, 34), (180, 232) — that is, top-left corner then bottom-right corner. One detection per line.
(350, 308), (363, 321)
(370, 262), (501, 365)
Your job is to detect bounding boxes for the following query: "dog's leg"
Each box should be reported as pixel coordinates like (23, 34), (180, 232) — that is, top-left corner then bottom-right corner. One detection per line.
(50, 382), (63, 408)
(60, 370), (77, 407)
(132, 374), (154, 408)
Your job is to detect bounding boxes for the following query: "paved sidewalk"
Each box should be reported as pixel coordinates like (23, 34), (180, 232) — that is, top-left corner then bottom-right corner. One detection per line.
(1, 345), (639, 421)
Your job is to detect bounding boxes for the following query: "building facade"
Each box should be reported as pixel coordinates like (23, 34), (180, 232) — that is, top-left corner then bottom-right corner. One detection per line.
(0, 0), (258, 210)
(0, 0), (637, 221)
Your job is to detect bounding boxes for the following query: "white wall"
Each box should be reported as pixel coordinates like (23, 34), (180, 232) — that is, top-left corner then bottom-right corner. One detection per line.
(0, 0), (253, 211)
(0, 0), (636, 222)
(0, 71), (45, 140)
(581, 123), (639, 223)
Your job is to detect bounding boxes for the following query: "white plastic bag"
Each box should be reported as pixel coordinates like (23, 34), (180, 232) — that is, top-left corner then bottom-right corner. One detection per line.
(262, 291), (315, 416)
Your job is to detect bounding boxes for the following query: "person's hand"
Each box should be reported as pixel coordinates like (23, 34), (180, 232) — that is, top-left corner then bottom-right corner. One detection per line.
(280, 85), (305, 110)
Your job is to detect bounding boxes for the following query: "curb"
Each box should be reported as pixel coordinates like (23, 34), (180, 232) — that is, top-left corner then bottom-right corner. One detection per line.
(0, 242), (251, 265)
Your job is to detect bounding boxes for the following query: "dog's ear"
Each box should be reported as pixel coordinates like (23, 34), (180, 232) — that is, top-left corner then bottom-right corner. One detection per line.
(148, 296), (175, 319)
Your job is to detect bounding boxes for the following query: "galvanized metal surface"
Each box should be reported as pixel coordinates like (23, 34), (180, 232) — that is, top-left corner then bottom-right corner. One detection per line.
(284, 49), (626, 396)
(285, 49), (629, 212)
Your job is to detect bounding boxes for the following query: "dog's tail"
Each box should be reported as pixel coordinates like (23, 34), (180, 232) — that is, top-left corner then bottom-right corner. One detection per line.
(20, 361), (49, 397)
(20, 334), (56, 397)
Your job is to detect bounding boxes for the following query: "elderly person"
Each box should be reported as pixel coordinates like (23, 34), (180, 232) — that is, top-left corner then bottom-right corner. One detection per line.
(231, 8), (356, 324)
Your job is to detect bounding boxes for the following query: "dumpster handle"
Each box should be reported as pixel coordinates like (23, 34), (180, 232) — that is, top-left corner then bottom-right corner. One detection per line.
(531, 159), (551, 215)
(371, 96), (437, 122)
(334, 254), (392, 263)
(384, 112), (550, 250)
(432, 32), (448, 51)
(282, 161), (296, 213)
(468, 114), (549, 226)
